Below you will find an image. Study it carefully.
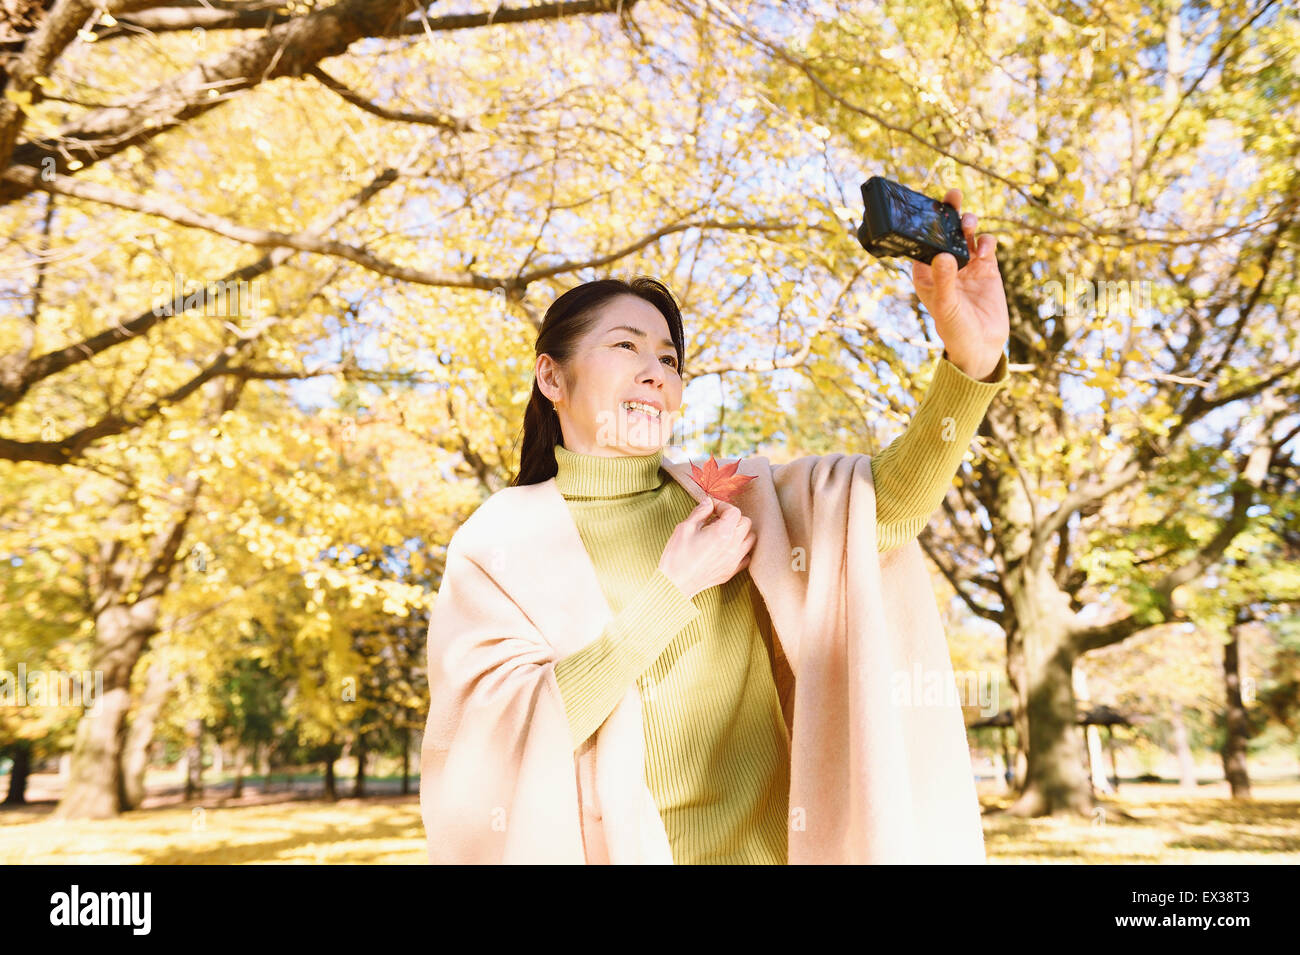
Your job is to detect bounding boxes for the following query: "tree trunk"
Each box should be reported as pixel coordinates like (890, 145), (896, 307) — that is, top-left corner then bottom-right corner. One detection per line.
(257, 742), (270, 792)
(2, 741), (32, 805)
(1170, 701), (1198, 788)
(55, 382), (237, 820)
(1005, 563), (1094, 816)
(1222, 610), (1253, 798)
(1074, 664), (1114, 795)
(183, 718), (204, 800)
(57, 516), (195, 818)
(232, 744), (246, 799)
(121, 654), (174, 810)
(998, 726), (1014, 790)
(352, 737), (366, 798)
(400, 723), (411, 796)
(56, 602), (157, 820)
(323, 756), (336, 801)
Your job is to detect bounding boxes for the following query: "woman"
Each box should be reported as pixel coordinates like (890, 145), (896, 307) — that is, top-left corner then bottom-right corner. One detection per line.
(421, 189), (1009, 864)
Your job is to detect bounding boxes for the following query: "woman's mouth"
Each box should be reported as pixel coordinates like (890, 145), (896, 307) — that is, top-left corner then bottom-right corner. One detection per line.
(621, 400), (663, 422)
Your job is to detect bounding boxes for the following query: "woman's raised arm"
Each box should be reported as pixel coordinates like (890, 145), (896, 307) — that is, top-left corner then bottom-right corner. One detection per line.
(870, 350), (1008, 552)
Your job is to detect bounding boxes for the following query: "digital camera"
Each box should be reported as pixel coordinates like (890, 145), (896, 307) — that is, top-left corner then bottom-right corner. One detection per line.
(856, 176), (970, 269)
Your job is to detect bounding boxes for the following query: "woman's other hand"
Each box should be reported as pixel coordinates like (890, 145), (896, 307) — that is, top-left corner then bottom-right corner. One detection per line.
(658, 497), (756, 600)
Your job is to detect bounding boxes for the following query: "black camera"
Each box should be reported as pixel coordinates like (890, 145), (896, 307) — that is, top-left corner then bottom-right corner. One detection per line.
(856, 176), (970, 269)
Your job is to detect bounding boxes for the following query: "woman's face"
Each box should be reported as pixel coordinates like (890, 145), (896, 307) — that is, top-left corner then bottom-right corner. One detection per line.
(536, 295), (683, 457)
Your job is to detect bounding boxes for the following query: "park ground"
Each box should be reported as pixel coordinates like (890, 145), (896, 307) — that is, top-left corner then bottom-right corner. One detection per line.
(2, 767), (1298, 864)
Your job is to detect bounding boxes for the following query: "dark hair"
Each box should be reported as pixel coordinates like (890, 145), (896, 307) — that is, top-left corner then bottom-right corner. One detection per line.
(510, 276), (686, 487)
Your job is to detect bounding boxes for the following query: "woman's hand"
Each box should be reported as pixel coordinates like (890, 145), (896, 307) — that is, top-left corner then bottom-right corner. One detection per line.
(910, 188), (1009, 382)
(658, 498), (756, 600)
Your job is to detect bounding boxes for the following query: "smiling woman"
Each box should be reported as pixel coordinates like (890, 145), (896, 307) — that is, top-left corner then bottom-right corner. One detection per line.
(425, 271), (1008, 864)
(511, 277), (687, 483)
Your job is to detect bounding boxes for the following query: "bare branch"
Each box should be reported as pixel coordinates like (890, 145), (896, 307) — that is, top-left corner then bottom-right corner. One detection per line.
(305, 66), (475, 132)
(0, 1), (163, 168)
(1, 0), (640, 206)
(918, 526), (1004, 624)
(0, 327), (263, 464)
(0, 159), (404, 409)
(97, 0), (641, 38)
(3, 161), (803, 297)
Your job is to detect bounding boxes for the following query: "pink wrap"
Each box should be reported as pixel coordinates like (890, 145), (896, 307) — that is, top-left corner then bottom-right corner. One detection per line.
(420, 452), (986, 863)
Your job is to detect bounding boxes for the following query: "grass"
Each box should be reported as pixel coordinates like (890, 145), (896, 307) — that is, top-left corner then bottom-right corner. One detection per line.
(1, 799), (425, 865)
(980, 779), (1300, 864)
(2, 773), (1298, 864)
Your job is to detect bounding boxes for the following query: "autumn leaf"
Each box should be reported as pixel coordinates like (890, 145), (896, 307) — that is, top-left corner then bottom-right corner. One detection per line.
(688, 454), (755, 504)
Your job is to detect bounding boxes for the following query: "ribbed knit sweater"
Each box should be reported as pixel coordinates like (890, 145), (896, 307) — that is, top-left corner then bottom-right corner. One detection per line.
(552, 351), (1008, 864)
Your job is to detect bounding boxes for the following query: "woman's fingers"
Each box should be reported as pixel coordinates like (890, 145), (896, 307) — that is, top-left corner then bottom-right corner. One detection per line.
(942, 187), (977, 267)
(713, 498), (743, 521)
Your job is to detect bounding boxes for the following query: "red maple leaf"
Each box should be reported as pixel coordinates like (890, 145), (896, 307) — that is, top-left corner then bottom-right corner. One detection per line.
(688, 454), (755, 504)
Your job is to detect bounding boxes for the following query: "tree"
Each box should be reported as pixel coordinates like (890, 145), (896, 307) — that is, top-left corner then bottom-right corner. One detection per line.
(4, 0), (822, 816)
(55, 379), (241, 818)
(704, 0), (1300, 814)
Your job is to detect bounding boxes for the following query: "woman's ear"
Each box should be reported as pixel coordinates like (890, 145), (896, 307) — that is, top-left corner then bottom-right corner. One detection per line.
(535, 354), (564, 405)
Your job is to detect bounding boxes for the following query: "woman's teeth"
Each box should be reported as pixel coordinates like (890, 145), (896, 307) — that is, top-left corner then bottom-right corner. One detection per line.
(622, 402), (661, 418)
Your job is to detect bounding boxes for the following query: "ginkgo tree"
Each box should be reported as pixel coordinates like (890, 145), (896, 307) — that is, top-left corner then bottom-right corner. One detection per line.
(708, 0), (1300, 815)
(2, 0), (825, 816)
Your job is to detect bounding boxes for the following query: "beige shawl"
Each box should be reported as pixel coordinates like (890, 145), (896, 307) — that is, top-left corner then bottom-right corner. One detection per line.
(419, 451), (986, 864)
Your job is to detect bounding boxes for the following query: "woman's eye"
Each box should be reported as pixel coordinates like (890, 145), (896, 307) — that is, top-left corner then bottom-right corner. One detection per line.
(618, 341), (677, 369)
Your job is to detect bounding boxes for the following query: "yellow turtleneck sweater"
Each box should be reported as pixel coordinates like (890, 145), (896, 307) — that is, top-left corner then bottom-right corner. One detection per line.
(552, 351), (1008, 864)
